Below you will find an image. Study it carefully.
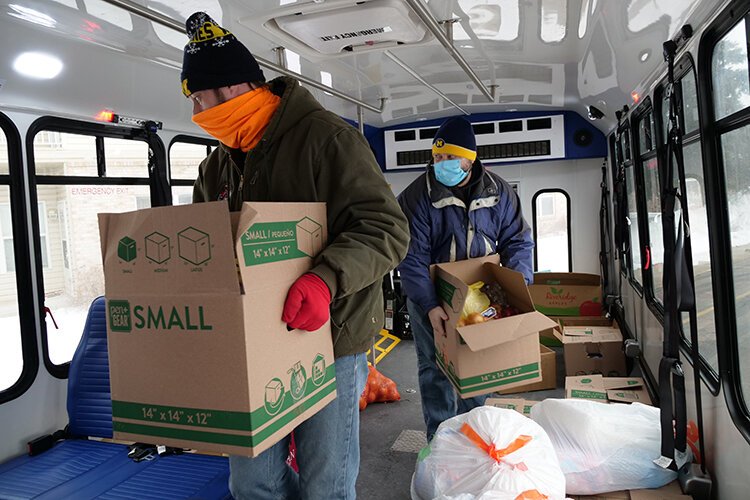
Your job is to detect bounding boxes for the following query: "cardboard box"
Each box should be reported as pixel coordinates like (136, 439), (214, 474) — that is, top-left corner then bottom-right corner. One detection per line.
(569, 481), (690, 499)
(565, 375), (651, 405)
(485, 397), (539, 417)
(529, 272), (602, 316)
(433, 256), (558, 397)
(559, 325), (627, 376)
(99, 201), (336, 457)
(630, 481), (691, 499)
(497, 344), (556, 394)
(539, 315), (614, 348)
(570, 491), (630, 500)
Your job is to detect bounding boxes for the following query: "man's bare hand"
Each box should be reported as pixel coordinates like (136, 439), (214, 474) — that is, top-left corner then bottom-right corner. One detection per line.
(428, 306), (449, 338)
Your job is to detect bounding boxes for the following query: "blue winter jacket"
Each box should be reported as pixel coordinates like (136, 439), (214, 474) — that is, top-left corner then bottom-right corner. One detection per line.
(397, 161), (534, 313)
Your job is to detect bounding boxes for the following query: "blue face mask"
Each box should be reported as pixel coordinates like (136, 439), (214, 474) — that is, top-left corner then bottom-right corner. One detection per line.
(434, 159), (469, 187)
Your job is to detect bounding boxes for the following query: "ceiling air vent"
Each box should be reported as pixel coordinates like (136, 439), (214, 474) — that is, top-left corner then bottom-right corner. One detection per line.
(255, 0), (432, 58)
(384, 115), (566, 170)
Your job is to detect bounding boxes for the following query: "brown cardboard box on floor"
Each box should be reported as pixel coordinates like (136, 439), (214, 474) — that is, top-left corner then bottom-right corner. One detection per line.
(485, 397), (539, 417)
(540, 315), (614, 348)
(99, 201), (336, 457)
(565, 375), (652, 405)
(433, 256), (558, 397)
(529, 272), (602, 316)
(570, 481), (689, 499)
(558, 325), (627, 376)
(497, 344), (556, 394)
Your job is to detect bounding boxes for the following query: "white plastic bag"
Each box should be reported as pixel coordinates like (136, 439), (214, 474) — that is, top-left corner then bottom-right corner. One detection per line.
(530, 399), (688, 495)
(412, 406), (566, 500)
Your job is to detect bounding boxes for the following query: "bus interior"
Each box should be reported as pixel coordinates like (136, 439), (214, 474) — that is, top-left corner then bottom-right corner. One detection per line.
(0, 0), (749, 498)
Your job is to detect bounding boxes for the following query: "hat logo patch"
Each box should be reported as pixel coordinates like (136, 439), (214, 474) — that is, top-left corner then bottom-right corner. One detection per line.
(435, 139), (445, 147)
(190, 21), (232, 44)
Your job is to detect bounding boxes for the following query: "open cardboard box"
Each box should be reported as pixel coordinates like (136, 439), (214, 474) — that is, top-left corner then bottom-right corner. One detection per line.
(485, 397), (539, 417)
(557, 325), (627, 376)
(565, 374), (652, 405)
(433, 256), (557, 397)
(99, 201), (336, 457)
(540, 315), (615, 348)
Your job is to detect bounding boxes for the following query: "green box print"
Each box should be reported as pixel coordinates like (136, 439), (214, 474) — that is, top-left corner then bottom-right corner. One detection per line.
(111, 363), (337, 449)
(241, 220), (319, 266)
(118, 237), (137, 262)
(108, 300), (132, 332)
(178, 227), (211, 265)
(436, 278), (456, 306)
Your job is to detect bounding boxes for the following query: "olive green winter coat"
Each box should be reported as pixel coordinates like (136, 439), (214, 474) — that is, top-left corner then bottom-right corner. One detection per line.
(193, 76), (409, 358)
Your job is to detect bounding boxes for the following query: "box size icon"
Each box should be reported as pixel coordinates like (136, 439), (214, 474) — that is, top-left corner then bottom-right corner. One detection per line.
(178, 227), (211, 265)
(145, 232), (170, 264)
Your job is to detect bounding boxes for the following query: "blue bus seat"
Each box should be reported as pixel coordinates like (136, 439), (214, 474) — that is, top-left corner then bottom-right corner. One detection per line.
(0, 297), (231, 499)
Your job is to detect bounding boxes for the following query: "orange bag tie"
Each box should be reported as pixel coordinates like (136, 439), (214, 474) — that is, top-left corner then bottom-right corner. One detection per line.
(515, 490), (548, 500)
(460, 423), (532, 463)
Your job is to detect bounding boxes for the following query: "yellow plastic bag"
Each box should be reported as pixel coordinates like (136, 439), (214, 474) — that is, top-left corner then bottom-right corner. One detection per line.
(461, 281), (491, 321)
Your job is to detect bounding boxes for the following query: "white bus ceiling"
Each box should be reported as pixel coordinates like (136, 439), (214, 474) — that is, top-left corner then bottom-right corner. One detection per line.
(0, 0), (713, 135)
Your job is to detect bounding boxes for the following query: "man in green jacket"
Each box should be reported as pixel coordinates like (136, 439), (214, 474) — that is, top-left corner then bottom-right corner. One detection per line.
(181, 12), (409, 499)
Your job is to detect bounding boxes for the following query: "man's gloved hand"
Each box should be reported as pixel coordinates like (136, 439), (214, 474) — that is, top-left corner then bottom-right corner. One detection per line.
(282, 273), (331, 331)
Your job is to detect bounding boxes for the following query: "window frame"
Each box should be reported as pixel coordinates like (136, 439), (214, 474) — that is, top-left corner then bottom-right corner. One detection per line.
(630, 98), (658, 305)
(655, 55), (722, 394)
(531, 188), (572, 272)
(0, 112), (38, 404)
(697, 0), (750, 441)
(168, 135), (218, 186)
(26, 116), (166, 379)
(616, 121), (644, 295)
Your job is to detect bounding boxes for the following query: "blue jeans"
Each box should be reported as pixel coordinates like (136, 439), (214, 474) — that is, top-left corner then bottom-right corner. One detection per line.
(229, 352), (368, 500)
(407, 299), (488, 441)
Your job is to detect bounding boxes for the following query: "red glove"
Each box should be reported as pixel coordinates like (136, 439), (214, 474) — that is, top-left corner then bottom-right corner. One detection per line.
(282, 273), (331, 331)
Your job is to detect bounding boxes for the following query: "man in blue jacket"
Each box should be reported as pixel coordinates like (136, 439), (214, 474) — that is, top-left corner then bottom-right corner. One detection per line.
(397, 116), (534, 440)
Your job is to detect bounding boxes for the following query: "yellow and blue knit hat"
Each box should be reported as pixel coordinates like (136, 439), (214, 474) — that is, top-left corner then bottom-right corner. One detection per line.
(431, 117), (477, 162)
(180, 12), (265, 97)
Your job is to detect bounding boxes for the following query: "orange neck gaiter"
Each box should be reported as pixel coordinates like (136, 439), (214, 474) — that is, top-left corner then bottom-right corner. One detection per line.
(192, 87), (281, 152)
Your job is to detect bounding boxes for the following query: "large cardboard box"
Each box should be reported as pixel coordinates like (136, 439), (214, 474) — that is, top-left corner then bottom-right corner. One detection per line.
(565, 375), (651, 405)
(485, 397), (539, 417)
(433, 256), (558, 397)
(559, 325), (627, 376)
(497, 344), (556, 394)
(530, 272), (602, 316)
(99, 201), (337, 457)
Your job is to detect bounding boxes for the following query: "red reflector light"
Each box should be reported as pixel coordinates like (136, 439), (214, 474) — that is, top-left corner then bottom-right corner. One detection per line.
(631, 91), (640, 103)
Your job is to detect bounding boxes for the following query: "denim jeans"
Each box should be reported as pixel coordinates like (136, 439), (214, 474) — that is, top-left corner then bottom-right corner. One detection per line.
(229, 352), (368, 500)
(407, 299), (488, 441)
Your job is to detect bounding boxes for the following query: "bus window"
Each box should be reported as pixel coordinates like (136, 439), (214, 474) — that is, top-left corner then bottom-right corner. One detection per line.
(682, 139), (717, 372)
(681, 70), (700, 134)
(532, 190), (571, 272)
(720, 124), (750, 398)
(0, 129), (23, 392)
(655, 61), (719, 377)
(711, 13), (750, 402)
(625, 163), (643, 288)
(712, 19), (750, 121)
(31, 125), (153, 371)
(169, 138), (216, 206)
